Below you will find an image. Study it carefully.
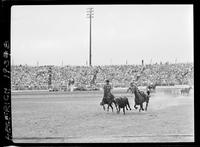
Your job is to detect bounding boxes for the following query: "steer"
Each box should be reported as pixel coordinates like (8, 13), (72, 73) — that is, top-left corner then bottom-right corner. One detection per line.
(114, 96), (131, 115)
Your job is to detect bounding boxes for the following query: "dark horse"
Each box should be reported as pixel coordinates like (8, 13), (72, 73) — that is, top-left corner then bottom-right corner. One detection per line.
(100, 95), (117, 112)
(114, 96), (131, 115)
(128, 85), (150, 112)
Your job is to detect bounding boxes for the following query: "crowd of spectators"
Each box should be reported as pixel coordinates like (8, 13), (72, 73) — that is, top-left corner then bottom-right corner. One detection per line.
(11, 62), (194, 90)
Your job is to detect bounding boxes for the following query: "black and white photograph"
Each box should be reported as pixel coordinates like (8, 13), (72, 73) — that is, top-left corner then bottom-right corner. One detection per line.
(10, 4), (194, 143)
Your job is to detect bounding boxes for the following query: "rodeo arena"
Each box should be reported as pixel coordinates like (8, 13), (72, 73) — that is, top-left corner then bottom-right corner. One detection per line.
(11, 61), (194, 143)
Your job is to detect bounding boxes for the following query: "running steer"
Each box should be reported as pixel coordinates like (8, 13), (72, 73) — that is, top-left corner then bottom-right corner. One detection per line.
(114, 96), (131, 115)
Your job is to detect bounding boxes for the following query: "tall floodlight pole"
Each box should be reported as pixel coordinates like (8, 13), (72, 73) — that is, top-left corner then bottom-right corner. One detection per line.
(86, 8), (94, 67)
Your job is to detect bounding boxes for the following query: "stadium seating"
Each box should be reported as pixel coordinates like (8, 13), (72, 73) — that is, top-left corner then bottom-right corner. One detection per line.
(11, 63), (193, 90)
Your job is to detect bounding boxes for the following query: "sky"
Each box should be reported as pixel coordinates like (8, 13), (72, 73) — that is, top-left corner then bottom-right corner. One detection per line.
(11, 5), (193, 66)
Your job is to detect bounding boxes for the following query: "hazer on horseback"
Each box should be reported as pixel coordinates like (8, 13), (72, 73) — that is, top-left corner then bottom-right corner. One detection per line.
(127, 82), (150, 112)
(100, 80), (117, 112)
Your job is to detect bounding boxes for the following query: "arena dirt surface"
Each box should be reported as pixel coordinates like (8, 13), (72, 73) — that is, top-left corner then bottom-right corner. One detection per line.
(11, 87), (194, 143)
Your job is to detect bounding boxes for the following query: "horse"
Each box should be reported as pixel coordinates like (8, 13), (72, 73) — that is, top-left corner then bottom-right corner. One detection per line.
(100, 94), (117, 112)
(181, 87), (192, 95)
(114, 96), (131, 115)
(127, 85), (150, 112)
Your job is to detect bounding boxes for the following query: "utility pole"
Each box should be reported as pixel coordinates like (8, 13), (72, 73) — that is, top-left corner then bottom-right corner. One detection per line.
(86, 8), (94, 67)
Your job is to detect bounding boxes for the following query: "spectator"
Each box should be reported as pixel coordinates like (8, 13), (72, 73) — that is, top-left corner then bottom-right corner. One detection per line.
(11, 62), (194, 90)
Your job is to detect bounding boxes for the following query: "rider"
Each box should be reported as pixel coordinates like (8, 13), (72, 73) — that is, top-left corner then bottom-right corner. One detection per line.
(127, 82), (134, 93)
(101, 80), (114, 104)
(128, 81), (148, 97)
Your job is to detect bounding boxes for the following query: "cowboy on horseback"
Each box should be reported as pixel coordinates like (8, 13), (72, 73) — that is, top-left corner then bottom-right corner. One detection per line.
(127, 82), (134, 93)
(102, 79), (114, 101)
(100, 80), (116, 111)
(127, 82), (146, 97)
(127, 81), (150, 112)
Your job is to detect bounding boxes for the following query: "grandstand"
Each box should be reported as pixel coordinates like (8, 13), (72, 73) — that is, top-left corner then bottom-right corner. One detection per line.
(11, 63), (193, 91)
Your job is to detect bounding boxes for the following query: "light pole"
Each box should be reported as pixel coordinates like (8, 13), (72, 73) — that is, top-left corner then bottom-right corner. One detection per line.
(86, 8), (94, 67)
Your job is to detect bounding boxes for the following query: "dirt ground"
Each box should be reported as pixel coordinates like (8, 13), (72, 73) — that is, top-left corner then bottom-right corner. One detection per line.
(11, 87), (194, 143)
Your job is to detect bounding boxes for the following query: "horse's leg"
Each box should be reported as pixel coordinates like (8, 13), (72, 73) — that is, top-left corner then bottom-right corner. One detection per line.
(139, 106), (141, 112)
(127, 101), (131, 110)
(145, 101), (149, 111)
(110, 104), (113, 112)
(116, 105), (119, 112)
(123, 107), (125, 115)
(141, 103), (144, 111)
(126, 105), (128, 110)
(107, 105), (109, 112)
(117, 107), (119, 114)
(103, 105), (105, 111)
(118, 107), (121, 114)
(114, 101), (118, 112)
(140, 104), (144, 111)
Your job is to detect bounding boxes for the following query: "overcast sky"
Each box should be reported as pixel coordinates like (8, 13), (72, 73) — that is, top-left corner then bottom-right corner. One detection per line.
(11, 5), (193, 66)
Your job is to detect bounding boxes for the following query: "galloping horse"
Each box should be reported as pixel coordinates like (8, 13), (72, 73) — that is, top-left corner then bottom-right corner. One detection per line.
(100, 95), (117, 112)
(127, 85), (150, 112)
